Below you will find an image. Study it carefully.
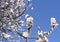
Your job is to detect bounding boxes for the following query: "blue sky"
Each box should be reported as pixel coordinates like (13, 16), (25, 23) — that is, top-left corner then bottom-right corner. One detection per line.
(24, 0), (60, 42)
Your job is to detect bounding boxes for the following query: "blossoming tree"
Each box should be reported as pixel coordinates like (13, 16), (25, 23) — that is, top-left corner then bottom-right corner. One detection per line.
(0, 0), (59, 42)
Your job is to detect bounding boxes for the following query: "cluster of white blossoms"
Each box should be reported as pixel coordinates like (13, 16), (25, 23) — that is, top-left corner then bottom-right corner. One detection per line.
(23, 31), (29, 38)
(37, 27), (48, 42)
(0, 0), (32, 40)
(25, 14), (33, 29)
(36, 17), (59, 42)
(0, 0), (59, 42)
(22, 14), (33, 38)
(51, 17), (59, 28)
(0, 0), (34, 42)
(1, 32), (11, 38)
(38, 30), (43, 37)
(36, 36), (48, 42)
(41, 18), (59, 37)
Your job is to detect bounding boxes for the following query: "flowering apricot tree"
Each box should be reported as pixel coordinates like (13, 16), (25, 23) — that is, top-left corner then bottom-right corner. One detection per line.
(0, 0), (59, 42)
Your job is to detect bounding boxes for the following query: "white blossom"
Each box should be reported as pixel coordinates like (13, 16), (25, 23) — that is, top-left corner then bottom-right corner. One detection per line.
(5, 2), (8, 5)
(10, 9), (14, 13)
(25, 14), (30, 18)
(1, 32), (11, 38)
(51, 17), (59, 28)
(25, 14), (33, 22)
(9, 22), (11, 25)
(36, 36), (48, 42)
(51, 17), (56, 24)
(10, 24), (16, 31)
(27, 17), (33, 22)
(43, 36), (48, 42)
(11, 25), (15, 28)
(23, 32), (29, 37)
(36, 38), (43, 42)
(38, 30), (43, 37)
(19, 0), (24, 6)
(25, 14), (33, 28)
(52, 23), (59, 28)
(44, 31), (49, 36)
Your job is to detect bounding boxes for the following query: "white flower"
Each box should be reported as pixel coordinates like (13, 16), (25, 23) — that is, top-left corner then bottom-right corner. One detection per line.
(43, 36), (48, 42)
(26, 16), (33, 28)
(44, 31), (49, 36)
(25, 14), (30, 18)
(9, 22), (11, 25)
(36, 38), (43, 42)
(23, 32), (29, 37)
(36, 36), (48, 42)
(38, 30), (43, 36)
(1, 32), (11, 38)
(51, 17), (56, 25)
(20, 0), (24, 6)
(5, 2), (8, 5)
(51, 17), (59, 28)
(27, 17), (33, 22)
(10, 24), (16, 31)
(52, 23), (59, 28)
(10, 9), (13, 13)
(11, 25), (15, 28)
(1, 4), (4, 7)
(25, 14), (33, 22)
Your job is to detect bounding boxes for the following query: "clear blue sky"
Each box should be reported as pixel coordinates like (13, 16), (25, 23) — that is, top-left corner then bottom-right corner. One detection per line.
(0, 0), (60, 42)
(24, 0), (60, 42)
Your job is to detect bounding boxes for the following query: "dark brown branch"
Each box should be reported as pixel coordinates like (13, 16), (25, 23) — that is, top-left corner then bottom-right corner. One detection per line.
(28, 36), (38, 39)
(26, 38), (28, 42)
